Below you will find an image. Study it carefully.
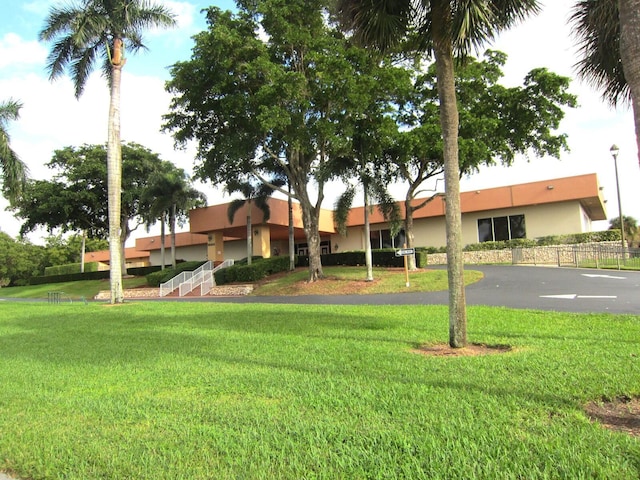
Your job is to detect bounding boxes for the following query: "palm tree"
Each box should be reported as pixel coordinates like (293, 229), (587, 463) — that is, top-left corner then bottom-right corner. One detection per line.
(226, 179), (280, 266)
(39, 0), (175, 304)
(144, 165), (206, 269)
(336, 0), (540, 348)
(0, 99), (28, 203)
(570, 0), (640, 166)
(609, 215), (639, 247)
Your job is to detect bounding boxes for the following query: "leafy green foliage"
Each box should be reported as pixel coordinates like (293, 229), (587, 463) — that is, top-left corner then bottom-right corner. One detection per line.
(44, 262), (100, 276)
(297, 249), (428, 268)
(145, 261), (208, 287)
(214, 256), (291, 285)
(12, 143), (170, 243)
(0, 231), (45, 286)
(0, 98), (28, 203)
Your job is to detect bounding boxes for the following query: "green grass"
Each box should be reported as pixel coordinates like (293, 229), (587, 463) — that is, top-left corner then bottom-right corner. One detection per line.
(252, 266), (484, 296)
(0, 277), (148, 300)
(0, 302), (639, 479)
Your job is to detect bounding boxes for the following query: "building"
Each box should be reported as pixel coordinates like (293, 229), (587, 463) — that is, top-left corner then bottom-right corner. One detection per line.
(88, 173), (608, 266)
(338, 173), (606, 252)
(83, 247), (151, 270)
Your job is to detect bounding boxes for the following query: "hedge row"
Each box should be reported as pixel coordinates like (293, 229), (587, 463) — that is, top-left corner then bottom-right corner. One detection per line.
(44, 262), (100, 276)
(296, 249), (429, 268)
(464, 231), (621, 251)
(214, 256), (291, 285)
(28, 270), (111, 285)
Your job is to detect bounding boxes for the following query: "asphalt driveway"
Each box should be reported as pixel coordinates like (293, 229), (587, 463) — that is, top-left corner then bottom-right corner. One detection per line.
(177, 265), (640, 315)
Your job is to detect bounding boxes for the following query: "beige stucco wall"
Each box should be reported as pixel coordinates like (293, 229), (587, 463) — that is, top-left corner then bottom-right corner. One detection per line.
(224, 239), (251, 260)
(149, 245), (207, 266)
(461, 201), (584, 245)
(332, 201), (587, 250)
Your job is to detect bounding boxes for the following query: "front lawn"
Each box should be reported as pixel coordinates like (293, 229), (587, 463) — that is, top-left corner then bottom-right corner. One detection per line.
(0, 302), (638, 479)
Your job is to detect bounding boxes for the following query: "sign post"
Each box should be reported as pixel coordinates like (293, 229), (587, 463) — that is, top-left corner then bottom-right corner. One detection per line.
(395, 245), (415, 287)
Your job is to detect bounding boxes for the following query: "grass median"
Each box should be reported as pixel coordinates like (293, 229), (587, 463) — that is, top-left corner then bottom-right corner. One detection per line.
(0, 301), (638, 479)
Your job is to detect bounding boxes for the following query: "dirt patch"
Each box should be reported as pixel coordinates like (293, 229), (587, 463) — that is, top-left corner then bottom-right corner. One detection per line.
(585, 397), (640, 438)
(411, 343), (512, 357)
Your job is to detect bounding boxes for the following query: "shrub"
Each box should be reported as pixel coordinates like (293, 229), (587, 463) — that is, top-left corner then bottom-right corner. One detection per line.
(296, 249), (429, 268)
(28, 270), (111, 285)
(215, 256), (291, 285)
(145, 261), (207, 287)
(44, 262), (100, 276)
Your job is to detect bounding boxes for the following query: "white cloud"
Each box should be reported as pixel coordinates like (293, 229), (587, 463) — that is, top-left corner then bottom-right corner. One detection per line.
(0, 33), (47, 69)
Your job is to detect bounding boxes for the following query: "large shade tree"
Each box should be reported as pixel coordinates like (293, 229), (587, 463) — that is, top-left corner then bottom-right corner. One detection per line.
(13, 143), (168, 272)
(570, 0), (640, 166)
(39, 0), (175, 303)
(390, 51), (575, 268)
(164, 1), (391, 282)
(0, 99), (28, 203)
(336, 0), (541, 348)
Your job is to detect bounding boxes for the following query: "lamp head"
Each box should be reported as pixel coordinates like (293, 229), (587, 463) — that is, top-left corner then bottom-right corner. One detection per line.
(610, 144), (620, 158)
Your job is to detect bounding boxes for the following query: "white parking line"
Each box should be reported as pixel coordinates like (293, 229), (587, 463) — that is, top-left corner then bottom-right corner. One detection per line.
(540, 294), (618, 300)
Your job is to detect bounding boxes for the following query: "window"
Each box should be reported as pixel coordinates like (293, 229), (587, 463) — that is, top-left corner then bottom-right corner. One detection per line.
(477, 215), (526, 242)
(370, 228), (406, 249)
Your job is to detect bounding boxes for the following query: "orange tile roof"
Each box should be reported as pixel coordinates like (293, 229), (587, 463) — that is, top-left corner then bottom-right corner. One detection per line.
(346, 173), (606, 225)
(135, 232), (209, 252)
(84, 247), (150, 263)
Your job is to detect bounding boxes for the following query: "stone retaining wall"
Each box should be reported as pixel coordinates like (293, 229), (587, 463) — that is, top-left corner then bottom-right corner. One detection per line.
(426, 242), (624, 266)
(94, 284), (254, 300)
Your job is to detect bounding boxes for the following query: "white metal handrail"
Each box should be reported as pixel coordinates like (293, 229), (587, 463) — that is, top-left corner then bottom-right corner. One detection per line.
(160, 260), (235, 297)
(179, 259), (234, 297)
(159, 261), (212, 297)
(159, 271), (190, 297)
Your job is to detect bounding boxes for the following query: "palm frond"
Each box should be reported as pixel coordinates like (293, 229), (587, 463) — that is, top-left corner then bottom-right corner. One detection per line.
(335, 0), (413, 51)
(369, 178), (401, 237)
(227, 198), (247, 224)
(0, 99), (29, 203)
(569, 0), (628, 106)
(254, 196), (271, 223)
(333, 186), (356, 236)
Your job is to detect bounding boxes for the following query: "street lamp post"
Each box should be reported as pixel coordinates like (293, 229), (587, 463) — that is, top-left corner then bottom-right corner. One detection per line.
(609, 144), (626, 254)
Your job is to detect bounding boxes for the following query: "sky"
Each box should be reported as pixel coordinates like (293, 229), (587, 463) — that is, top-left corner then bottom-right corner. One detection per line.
(1, 0), (638, 246)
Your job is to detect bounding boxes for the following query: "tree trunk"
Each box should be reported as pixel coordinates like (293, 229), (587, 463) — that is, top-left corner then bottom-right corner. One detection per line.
(170, 203), (177, 269)
(160, 210), (166, 270)
(363, 186), (373, 281)
(619, 0), (640, 166)
(246, 203), (252, 265)
(288, 184), (295, 271)
(80, 231), (86, 273)
(299, 195), (323, 282)
(107, 45), (124, 304)
(433, 0), (467, 348)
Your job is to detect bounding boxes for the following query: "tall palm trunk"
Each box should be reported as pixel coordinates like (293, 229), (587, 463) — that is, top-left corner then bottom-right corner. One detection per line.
(432, 0), (466, 348)
(107, 38), (124, 304)
(170, 203), (177, 268)
(619, 0), (640, 166)
(363, 182), (373, 281)
(246, 202), (253, 265)
(160, 210), (166, 270)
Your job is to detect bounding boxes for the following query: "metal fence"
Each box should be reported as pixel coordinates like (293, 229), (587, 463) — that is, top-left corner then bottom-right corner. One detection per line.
(512, 245), (640, 270)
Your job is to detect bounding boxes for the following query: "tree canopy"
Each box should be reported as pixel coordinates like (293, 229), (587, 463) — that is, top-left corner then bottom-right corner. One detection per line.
(0, 99), (29, 203)
(164, 0), (399, 281)
(13, 142), (170, 248)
